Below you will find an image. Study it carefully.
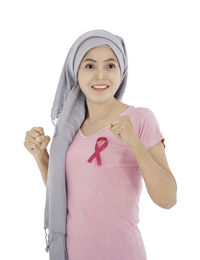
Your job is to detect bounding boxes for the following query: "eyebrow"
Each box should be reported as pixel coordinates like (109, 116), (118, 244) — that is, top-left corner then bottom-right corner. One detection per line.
(83, 58), (118, 63)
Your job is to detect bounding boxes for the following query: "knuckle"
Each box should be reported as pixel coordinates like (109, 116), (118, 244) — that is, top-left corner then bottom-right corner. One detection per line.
(25, 136), (30, 142)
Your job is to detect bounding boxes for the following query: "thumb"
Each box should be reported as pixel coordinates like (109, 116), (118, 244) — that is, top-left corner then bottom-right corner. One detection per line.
(40, 136), (51, 151)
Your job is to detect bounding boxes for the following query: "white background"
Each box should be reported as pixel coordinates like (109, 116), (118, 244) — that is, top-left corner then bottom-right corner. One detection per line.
(0, 0), (199, 259)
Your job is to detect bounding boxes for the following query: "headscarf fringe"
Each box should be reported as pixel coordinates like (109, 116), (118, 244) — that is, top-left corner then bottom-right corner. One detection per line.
(44, 227), (50, 252)
(44, 29), (128, 260)
(44, 227), (67, 253)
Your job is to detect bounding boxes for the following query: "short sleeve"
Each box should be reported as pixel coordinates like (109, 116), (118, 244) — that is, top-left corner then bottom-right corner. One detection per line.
(139, 108), (165, 150)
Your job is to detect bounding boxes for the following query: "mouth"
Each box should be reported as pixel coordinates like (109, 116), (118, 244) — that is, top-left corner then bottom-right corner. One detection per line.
(91, 84), (110, 91)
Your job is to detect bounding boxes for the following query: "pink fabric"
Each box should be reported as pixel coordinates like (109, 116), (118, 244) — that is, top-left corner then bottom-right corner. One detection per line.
(65, 106), (165, 260)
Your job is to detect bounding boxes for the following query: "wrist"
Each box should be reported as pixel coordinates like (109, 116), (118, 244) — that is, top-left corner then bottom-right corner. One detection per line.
(35, 149), (49, 165)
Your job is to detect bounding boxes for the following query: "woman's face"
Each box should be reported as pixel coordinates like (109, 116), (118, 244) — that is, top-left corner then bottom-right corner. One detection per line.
(77, 46), (121, 103)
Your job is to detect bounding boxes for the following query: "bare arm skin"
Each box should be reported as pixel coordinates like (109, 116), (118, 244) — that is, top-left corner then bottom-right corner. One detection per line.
(24, 127), (50, 188)
(35, 148), (49, 187)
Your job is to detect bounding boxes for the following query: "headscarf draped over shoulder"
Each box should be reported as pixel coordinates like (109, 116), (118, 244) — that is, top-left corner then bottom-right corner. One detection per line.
(44, 29), (128, 260)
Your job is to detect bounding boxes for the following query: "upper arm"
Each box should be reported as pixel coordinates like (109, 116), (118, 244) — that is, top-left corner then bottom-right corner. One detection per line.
(138, 108), (165, 150)
(137, 107), (174, 179)
(148, 140), (174, 178)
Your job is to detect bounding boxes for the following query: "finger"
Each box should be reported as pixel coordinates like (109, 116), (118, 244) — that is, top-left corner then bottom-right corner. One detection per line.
(26, 139), (41, 149)
(24, 141), (41, 153)
(25, 134), (43, 145)
(25, 135), (36, 143)
(110, 118), (121, 125)
(110, 124), (120, 131)
(111, 129), (121, 137)
(32, 137), (44, 148)
(30, 130), (43, 138)
(28, 143), (41, 154)
(40, 136), (50, 150)
(31, 127), (44, 136)
(24, 141), (34, 150)
(35, 135), (44, 143)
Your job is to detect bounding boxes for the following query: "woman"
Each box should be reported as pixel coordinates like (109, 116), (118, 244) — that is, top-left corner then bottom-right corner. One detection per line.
(24, 29), (177, 260)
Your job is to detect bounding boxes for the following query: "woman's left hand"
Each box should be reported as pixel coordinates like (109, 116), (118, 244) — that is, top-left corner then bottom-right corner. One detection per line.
(108, 115), (140, 150)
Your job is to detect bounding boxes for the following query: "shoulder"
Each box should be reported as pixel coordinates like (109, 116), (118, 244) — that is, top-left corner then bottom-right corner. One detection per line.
(127, 106), (161, 133)
(128, 106), (151, 119)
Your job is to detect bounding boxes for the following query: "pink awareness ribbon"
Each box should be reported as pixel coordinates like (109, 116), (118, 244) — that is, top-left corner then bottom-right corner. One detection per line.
(87, 137), (108, 166)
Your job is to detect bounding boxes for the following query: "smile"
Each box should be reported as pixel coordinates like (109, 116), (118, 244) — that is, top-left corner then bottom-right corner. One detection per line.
(91, 85), (110, 91)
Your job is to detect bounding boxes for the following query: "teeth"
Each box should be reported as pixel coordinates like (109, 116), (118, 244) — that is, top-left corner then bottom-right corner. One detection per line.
(92, 85), (108, 89)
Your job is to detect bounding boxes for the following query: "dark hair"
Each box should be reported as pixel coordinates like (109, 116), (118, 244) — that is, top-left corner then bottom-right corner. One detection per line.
(84, 100), (89, 119)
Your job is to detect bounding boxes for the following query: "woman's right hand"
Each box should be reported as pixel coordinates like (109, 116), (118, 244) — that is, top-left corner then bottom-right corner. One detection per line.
(24, 127), (50, 162)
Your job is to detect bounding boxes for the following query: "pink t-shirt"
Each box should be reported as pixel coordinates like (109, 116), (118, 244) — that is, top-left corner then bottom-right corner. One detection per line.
(65, 105), (165, 260)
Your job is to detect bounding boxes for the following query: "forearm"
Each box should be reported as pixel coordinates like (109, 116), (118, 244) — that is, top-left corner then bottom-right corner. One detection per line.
(130, 141), (177, 209)
(35, 149), (49, 187)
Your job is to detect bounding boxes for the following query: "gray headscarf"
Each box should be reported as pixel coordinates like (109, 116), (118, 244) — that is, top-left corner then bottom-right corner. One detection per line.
(44, 29), (128, 260)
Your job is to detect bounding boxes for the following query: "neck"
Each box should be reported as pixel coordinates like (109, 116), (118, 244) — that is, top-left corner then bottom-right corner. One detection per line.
(85, 99), (121, 123)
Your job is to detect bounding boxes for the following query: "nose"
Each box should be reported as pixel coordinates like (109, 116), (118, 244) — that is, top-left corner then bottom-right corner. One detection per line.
(94, 67), (107, 80)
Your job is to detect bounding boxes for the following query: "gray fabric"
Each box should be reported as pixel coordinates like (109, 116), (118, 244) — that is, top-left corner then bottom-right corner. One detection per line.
(44, 29), (128, 260)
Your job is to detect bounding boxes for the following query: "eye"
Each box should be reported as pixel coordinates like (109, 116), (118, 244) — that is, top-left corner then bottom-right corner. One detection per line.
(108, 63), (116, 69)
(84, 63), (116, 69)
(85, 64), (93, 69)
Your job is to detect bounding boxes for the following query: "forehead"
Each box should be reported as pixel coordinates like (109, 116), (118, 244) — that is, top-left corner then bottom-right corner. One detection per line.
(84, 46), (116, 58)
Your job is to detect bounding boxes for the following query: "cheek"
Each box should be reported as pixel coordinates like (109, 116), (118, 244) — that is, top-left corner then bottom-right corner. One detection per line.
(112, 68), (121, 77)
(78, 70), (87, 83)
(111, 71), (121, 83)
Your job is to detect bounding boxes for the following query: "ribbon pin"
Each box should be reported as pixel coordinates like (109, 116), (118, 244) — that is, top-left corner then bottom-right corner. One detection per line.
(87, 137), (108, 166)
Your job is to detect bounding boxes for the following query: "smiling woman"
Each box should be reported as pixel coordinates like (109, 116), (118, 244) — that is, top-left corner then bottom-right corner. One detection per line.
(77, 46), (128, 125)
(43, 29), (130, 260)
(40, 29), (176, 260)
(78, 48), (120, 89)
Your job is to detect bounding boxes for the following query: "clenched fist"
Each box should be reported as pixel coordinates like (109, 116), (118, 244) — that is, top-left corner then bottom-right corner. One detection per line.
(24, 127), (50, 162)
